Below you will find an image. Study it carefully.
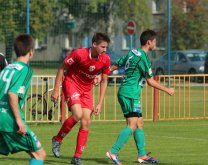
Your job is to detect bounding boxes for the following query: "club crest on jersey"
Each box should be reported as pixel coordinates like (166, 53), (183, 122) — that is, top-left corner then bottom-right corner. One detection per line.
(67, 58), (74, 65)
(89, 65), (95, 72)
(132, 49), (142, 56)
(18, 86), (25, 94)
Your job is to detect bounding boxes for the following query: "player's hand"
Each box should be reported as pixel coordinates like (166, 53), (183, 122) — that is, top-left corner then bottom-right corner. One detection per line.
(94, 74), (102, 86)
(16, 118), (27, 135)
(94, 104), (102, 116)
(51, 90), (59, 103)
(168, 88), (175, 96)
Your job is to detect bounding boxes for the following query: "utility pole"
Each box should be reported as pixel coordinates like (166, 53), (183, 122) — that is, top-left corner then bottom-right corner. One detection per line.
(167, 0), (171, 75)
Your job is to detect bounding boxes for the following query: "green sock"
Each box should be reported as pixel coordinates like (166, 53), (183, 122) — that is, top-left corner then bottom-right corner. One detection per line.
(134, 128), (146, 156)
(110, 127), (132, 155)
(29, 158), (44, 165)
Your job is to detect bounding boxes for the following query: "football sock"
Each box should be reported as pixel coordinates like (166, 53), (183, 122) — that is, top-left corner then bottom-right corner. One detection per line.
(74, 129), (89, 158)
(55, 115), (78, 142)
(110, 127), (132, 155)
(29, 158), (43, 165)
(134, 128), (146, 156)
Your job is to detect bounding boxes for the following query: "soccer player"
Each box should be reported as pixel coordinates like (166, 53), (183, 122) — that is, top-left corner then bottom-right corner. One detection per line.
(106, 29), (175, 164)
(0, 34), (46, 165)
(51, 32), (111, 165)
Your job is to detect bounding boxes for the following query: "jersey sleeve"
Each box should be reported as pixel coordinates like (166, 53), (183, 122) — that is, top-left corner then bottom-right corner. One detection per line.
(115, 52), (130, 67)
(139, 56), (153, 79)
(9, 67), (32, 99)
(102, 56), (111, 75)
(64, 50), (80, 67)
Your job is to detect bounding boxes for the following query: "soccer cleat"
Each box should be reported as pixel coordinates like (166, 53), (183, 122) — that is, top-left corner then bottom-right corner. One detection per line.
(71, 157), (83, 165)
(138, 152), (159, 163)
(52, 136), (61, 158)
(106, 151), (122, 165)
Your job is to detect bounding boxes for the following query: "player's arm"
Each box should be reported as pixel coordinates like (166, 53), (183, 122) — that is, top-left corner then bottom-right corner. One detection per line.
(146, 77), (175, 96)
(8, 92), (26, 135)
(110, 53), (129, 72)
(94, 74), (102, 86)
(110, 64), (118, 72)
(94, 74), (108, 115)
(51, 63), (68, 102)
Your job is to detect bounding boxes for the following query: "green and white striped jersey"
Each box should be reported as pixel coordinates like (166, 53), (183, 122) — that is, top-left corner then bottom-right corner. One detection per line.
(0, 61), (32, 132)
(116, 49), (153, 99)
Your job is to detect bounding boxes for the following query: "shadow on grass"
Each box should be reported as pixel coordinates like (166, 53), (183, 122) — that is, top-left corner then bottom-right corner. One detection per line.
(47, 155), (109, 164)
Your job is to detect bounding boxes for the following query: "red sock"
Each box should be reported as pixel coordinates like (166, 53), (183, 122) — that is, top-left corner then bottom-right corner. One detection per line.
(74, 129), (89, 158)
(55, 115), (77, 142)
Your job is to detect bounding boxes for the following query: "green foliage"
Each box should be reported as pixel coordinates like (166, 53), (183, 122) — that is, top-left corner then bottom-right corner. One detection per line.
(0, 0), (56, 62)
(53, 0), (151, 36)
(116, 0), (151, 33)
(30, 0), (56, 39)
(0, 0), (55, 40)
(158, 0), (208, 50)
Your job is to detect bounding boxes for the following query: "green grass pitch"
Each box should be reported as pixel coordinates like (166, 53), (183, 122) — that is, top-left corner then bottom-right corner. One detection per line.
(0, 120), (208, 165)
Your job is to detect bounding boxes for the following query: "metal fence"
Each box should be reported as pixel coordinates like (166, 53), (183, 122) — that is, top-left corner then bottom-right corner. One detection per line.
(23, 74), (208, 123)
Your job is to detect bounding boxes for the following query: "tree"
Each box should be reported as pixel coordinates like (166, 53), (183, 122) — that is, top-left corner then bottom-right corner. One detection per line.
(158, 0), (208, 50)
(52, 0), (151, 47)
(0, 0), (56, 62)
(116, 0), (151, 34)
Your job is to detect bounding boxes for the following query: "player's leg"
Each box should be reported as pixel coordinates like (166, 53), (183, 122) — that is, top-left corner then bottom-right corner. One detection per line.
(28, 148), (46, 165)
(134, 117), (146, 156)
(71, 91), (93, 165)
(52, 83), (82, 157)
(71, 108), (92, 165)
(26, 129), (46, 165)
(53, 104), (82, 142)
(107, 96), (138, 165)
(52, 104), (82, 158)
(134, 115), (159, 163)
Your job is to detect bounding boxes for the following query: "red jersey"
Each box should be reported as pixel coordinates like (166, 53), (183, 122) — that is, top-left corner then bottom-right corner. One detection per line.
(64, 48), (110, 92)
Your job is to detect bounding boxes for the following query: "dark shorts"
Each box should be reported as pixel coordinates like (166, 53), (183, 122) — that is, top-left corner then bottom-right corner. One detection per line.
(118, 95), (142, 118)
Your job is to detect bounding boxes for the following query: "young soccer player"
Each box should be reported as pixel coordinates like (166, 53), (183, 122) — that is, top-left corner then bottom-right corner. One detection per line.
(106, 29), (175, 164)
(51, 32), (111, 165)
(0, 34), (46, 165)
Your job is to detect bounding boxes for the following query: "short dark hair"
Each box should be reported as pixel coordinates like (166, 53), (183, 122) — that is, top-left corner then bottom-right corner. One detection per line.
(92, 32), (110, 45)
(14, 34), (34, 57)
(140, 29), (156, 46)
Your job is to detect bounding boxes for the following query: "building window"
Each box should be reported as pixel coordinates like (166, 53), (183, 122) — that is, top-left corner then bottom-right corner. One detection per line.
(152, 0), (161, 14)
(122, 35), (136, 50)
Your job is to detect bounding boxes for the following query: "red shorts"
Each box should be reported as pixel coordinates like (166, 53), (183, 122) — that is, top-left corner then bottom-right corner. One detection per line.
(62, 80), (94, 110)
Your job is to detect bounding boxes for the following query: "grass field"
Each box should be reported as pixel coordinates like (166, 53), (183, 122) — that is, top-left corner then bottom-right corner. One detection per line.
(0, 120), (208, 165)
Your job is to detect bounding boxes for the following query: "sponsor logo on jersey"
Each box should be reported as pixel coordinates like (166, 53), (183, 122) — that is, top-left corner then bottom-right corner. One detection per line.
(0, 108), (8, 113)
(71, 92), (80, 100)
(132, 49), (142, 56)
(89, 65), (95, 72)
(79, 70), (96, 79)
(67, 58), (74, 65)
(18, 86), (25, 94)
(8, 64), (24, 70)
